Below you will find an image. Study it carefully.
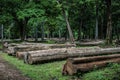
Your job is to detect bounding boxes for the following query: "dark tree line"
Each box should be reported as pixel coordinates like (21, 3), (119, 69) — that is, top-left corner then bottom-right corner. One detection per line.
(0, 0), (120, 44)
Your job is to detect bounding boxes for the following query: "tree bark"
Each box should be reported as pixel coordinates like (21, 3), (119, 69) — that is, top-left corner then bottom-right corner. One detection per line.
(78, 20), (83, 41)
(100, 17), (104, 39)
(1, 24), (3, 44)
(19, 20), (27, 41)
(116, 26), (120, 41)
(23, 47), (120, 64)
(59, 30), (61, 39)
(34, 26), (38, 42)
(0, 24), (4, 50)
(56, 0), (74, 43)
(63, 10), (74, 43)
(106, 0), (112, 44)
(41, 22), (45, 41)
(95, 0), (99, 39)
(62, 54), (120, 75)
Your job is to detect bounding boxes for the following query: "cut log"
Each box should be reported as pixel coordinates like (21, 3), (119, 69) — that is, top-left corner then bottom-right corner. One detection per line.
(5, 43), (76, 55)
(67, 54), (120, 64)
(24, 48), (67, 64)
(2, 42), (18, 54)
(23, 47), (120, 64)
(16, 52), (28, 59)
(62, 54), (120, 75)
(49, 44), (76, 48)
(76, 40), (104, 46)
(17, 47), (100, 59)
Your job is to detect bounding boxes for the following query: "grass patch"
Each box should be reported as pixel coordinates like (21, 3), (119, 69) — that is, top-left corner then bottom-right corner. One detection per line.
(45, 40), (56, 44)
(81, 63), (120, 80)
(1, 53), (69, 80)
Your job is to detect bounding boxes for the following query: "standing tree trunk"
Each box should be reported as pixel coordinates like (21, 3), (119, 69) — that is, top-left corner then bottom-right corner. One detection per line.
(41, 22), (45, 41)
(78, 20), (83, 41)
(59, 27), (61, 40)
(1, 24), (3, 45)
(56, 0), (74, 43)
(63, 10), (74, 43)
(100, 17), (104, 39)
(106, 0), (112, 44)
(34, 26), (38, 42)
(116, 26), (120, 41)
(19, 21), (26, 41)
(95, 0), (99, 39)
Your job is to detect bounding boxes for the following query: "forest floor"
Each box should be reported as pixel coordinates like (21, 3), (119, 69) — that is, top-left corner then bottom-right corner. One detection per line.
(0, 53), (31, 80)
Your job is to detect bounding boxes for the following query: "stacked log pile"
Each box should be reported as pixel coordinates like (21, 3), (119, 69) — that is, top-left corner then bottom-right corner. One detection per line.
(62, 54), (120, 75)
(17, 47), (100, 59)
(3, 42), (20, 53)
(3, 42), (76, 56)
(23, 47), (120, 64)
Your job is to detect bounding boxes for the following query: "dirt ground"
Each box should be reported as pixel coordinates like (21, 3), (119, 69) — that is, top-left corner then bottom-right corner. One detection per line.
(0, 53), (31, 80)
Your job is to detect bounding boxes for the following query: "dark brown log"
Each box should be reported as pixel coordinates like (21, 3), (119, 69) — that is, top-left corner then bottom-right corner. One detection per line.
(24, 47), (120, 64)
(68, 54), (120, 64)
(62, 54), (120, 75)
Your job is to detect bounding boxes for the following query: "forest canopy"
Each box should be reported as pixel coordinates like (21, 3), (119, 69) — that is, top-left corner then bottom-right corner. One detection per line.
(0, 0), (120, 44)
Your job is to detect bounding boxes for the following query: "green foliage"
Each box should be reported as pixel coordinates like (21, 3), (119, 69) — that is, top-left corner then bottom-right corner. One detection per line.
(0, 0), (120, 41)
(46, 40), (56, 44)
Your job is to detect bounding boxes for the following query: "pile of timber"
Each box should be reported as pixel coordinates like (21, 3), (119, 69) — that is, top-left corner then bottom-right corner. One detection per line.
(23, 47), (120, 64)
(16, 47), (100, 59)
(62, 53), (120, 75)
(17, 47), (100, 60)
(3, 42), (76, 55)
(2, 42), (35, 53)
(2, 42), (20, 53)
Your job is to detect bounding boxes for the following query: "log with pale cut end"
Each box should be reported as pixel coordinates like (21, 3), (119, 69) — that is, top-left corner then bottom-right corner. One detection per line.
(6, 43), (76, 55)
(24, 47), (120, 64)
(18, 47), (99, 59)
(17, 47), (99, 59)
(2, 42), (20, 53)
(7, 44), (50, 55)
(16, 52), (28, 59)
(62, 54), (120, 75)
(24, 48), (67, 64)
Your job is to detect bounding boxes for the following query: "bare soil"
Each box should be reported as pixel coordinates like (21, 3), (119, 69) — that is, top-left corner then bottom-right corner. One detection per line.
(0, 53), (31, 80)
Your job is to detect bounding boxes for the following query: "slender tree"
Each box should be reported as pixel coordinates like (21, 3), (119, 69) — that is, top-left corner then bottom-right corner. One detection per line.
(56, 0), (74, 43)
(95, 0), (98, 39)
(106, 0), (112, 44)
